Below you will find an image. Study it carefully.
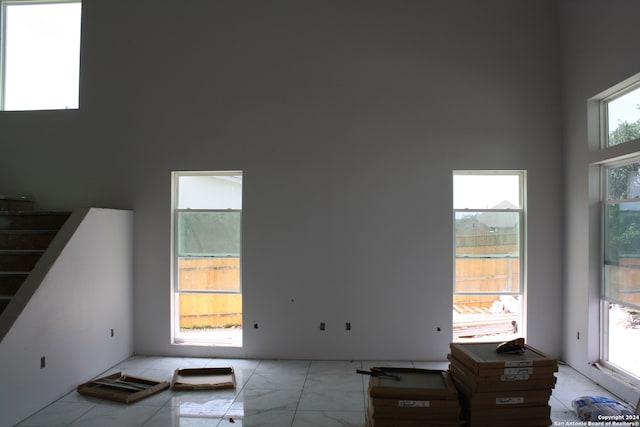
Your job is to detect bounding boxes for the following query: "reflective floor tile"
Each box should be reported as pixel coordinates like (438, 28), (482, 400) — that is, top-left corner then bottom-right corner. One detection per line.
(221, 407), (295, 427)
(15, 400), (97, 427)
(67, 403), (162, 427)
(144, 406), (223, 427)
(292, 410), (366, 427)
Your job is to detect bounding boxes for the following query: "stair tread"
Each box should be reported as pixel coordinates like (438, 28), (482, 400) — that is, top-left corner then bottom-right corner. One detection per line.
(0, 249), (45, 254)
(0, 211), (71, 215)
(0, 211), (71, 233)
(0, 229), (58, 234)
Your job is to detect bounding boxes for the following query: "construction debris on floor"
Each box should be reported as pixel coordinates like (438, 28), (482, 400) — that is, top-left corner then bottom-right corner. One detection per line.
(171, 367), (236, 391)
(76, 366), (236, 404)
(76, 372), (169, 404)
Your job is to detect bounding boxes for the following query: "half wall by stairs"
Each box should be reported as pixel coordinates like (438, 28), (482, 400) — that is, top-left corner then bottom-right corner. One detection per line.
(0, 207), (134, 427)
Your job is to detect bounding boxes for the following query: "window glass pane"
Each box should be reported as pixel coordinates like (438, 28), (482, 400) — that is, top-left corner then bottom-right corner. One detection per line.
(607, 86), (640, 147)
(453, 174), (521, 209)
(604, 201), (640, 310)
(3, 1), (81, 111)
(606, 302), (640, 378)
(455, 211), (520, 293)
(453, 294), (522, 338)
(179, 293), (242, 327)
(178, 257), (240, 292)
(178, 211), (241, 257)
(607, 162), (640, 201)
(177, 175), (242, 209)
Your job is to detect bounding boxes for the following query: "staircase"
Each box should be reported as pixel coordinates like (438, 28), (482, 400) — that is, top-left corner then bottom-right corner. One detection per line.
(0, 197), (71, 317)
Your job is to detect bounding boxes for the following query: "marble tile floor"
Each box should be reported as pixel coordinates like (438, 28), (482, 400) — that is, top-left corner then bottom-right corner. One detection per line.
(15, 357), (625, 427)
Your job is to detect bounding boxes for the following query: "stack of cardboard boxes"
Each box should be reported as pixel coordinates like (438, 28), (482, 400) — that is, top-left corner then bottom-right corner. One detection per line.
(448, 342), (558, 427)
(366, 367), (463, 427)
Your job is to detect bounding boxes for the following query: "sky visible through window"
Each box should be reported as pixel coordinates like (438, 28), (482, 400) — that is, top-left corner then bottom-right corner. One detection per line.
(2, 1), (81, 111)
(453, 174), (520, 210)
(608, 86), (640, 133)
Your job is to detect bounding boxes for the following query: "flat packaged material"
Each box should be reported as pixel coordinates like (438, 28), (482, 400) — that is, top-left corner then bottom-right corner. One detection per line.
(77, 372), (169, 404)
(368, 368), (458, 400)
(171, 367), (236, 391)
(367, 408), (464, 427)
(365, 368), (462, 426)
(448, 341), (558, 427)
(449, 357), (557, 392)
(456, 384), (552, 409)
(449, 342), (558, 376)
(368, 396), (461, 419)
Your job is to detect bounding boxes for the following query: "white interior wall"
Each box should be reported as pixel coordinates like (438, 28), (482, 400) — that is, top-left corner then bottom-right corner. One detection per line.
(0, 209), (134, 426)
(561, 0), (640, 404)
(0, 0), (563, 361)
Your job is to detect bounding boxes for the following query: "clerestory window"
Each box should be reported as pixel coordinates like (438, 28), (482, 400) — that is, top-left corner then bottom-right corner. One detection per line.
(0, 0), (81, 111)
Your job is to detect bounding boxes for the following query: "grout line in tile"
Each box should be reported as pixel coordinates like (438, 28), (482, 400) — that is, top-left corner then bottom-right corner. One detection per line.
(361, 361), (368, 425)
(219, 358), (261, 424)
(140, 405), (167, 427)
(290, 360), (313, 427)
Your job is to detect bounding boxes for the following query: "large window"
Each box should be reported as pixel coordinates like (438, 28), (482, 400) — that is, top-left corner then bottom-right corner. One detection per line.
(453, 171), (526, 342)
(0, 0), (81, 111)
(598, 81), (640, 378)
(172, 171), (242, 346)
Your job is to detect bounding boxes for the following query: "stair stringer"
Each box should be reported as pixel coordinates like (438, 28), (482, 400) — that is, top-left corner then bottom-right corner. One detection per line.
(0, 209), (87, 342)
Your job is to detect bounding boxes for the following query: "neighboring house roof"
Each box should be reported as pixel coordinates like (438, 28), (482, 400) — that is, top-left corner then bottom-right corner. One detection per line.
(457, 200), (519, 232)
(491, 200), (518, 210)
(478, 202), (518, 229)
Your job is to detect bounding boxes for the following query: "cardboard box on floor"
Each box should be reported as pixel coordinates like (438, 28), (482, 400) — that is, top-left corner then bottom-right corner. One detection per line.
(448, 358), (557, 393)
(449, 342), (558, 376)
(456, 385), (552, 409)
(367, 408), (464, 427)
(448, 341), (558, 427)
(368, 368), (459, 400)
(365, 368), (462, 426)
(368, 395), (461, 420)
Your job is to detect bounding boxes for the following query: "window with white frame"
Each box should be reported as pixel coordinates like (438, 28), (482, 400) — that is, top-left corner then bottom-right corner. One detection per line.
(172, 171), (243, 346)
(1, 0), (81, 111)
(598, 80), (640, 379)
(453, 171), (526, 342)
